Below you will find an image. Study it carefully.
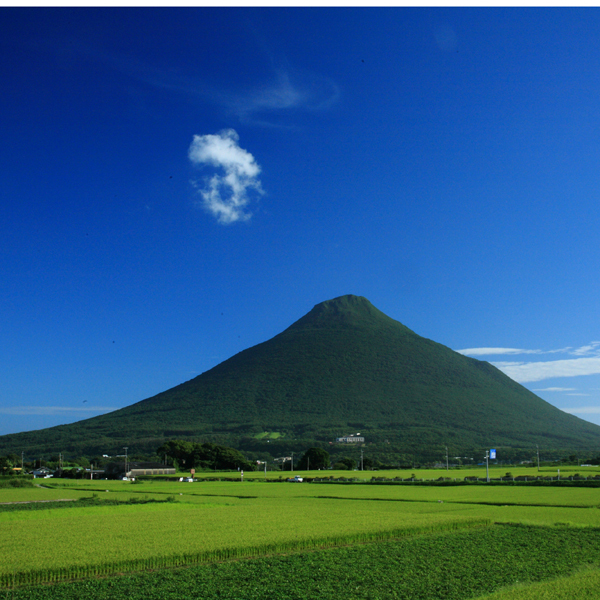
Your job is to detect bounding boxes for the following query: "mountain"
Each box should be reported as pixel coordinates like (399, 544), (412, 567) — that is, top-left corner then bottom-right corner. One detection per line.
(1, 295), (599, 460)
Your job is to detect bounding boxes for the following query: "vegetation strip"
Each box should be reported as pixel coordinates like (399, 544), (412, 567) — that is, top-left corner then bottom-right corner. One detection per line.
(0, 499), (76, 505)
(313, 494), (600, 509)
(0, 495), (177, 513)
(311, 478), (600, 487)
(44, 484), (259, 499)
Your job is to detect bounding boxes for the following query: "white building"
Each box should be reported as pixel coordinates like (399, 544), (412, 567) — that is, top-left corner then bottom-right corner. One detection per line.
(336, 435), (365, 443)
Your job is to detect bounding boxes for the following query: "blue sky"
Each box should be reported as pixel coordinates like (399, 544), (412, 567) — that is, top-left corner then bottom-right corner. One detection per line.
(3, 7), (600, 436)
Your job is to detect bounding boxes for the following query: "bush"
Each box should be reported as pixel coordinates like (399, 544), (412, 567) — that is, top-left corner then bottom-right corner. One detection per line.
(0, 477), (34, 488)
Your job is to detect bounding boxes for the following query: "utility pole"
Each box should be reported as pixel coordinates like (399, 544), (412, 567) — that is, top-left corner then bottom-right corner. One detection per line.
(256, 461), (267, 478)
(536, 445), (540, 471)
(21, 451), (24, 471)
(361, 449), (364, 471)
(291, 452), (294, 473)
(485, 450), (490, 483)
(123, 447), (128, 477)
(446, 447), (449, 471)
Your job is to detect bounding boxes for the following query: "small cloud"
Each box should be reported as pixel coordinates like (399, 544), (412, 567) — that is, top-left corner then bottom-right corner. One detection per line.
(457, 347), (543, 356)
(108, 50), (337, 128)
(533, 387), (577, 392)
(227, 68), (339, 126)
(0, 406), (118, 416)
(562, 406), (600, 415)
(571, 342), (600, 356)
(493, 356), (600, 383)
(188, 129), (264, 224)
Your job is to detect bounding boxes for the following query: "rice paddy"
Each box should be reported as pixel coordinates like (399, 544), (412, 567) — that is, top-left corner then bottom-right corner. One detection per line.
(2, 473), (600, 598)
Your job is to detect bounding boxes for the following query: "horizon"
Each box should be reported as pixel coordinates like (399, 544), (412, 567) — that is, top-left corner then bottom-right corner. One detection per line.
(3, 8), (600, 436)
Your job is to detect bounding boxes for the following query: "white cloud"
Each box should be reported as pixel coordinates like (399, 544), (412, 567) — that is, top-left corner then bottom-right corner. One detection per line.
(457, 347), (543, 356)
(105, 49), (338, 128)
(459, 341), (600, 384)
(533, 387), (577, 392)
(188, 129), (263, 224)
(571, 342), (600, 356)
(0, 406), (118, 416)
(458, 346), (573, 357)
(492, 356), (600, 383)
(228, 69), (339, 125)
(562, 406), (600, 415)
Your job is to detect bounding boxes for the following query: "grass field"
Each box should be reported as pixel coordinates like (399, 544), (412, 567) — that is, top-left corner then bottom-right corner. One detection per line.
(5, 524), (600, 600)
(3, 474), (600, 598)
(166, 464), (600, 481)
(473, 567), (600, 600)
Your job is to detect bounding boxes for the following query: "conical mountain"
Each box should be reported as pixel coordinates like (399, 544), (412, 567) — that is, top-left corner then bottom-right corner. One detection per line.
(2, 295), (599, 458)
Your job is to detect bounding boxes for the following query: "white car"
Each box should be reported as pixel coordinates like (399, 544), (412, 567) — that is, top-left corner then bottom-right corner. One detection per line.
(287, 476), (303, 482)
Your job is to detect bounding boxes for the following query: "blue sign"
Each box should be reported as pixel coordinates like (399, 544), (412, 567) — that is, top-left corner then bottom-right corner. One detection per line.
(490, 449), (496, 459)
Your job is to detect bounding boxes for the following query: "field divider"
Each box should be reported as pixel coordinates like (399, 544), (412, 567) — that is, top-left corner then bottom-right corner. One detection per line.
(0, 499), (77, 505)
(40, 484), (261, 500)
(311, 495), (598, 509)
(0, 517), (491, 589)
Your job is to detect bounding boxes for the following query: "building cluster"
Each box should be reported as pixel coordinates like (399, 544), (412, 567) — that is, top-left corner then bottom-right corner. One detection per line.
(19, 462), (176, 480)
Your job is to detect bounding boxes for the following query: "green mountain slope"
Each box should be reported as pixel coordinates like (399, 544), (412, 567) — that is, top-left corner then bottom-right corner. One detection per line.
(2, 295), (599, 458)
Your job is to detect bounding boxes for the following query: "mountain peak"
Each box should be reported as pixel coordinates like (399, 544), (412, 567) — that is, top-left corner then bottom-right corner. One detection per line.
(284, 295), (390, 332)
(317, 294), (373, 310)
(312, 295), (376, 317)
(283, 295), (419, 337)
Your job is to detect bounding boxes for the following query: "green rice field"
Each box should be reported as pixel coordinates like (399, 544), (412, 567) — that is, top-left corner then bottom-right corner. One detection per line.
(169, 464), (600, 481)
(3, 473), (600, 598)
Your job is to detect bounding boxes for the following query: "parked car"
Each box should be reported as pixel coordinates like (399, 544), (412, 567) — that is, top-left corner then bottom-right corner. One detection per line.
(286, 476), (303, 482)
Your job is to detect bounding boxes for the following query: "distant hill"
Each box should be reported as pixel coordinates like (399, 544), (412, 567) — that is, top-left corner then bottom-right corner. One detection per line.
(2, 295), (599, 460)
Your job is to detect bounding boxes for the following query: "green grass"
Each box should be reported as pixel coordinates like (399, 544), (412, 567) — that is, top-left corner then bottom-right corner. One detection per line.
(0, 486), (92, 503)
(0, 484), (489, 587)
(252, 431), (283, 439)
(166, 464), (600, 481)
(473, 567), (600, 600)
(43, 475), (600, 508)
(5, 525), (600, 599)
(5, 479), (600, 592)
(34, 479), (600, 532)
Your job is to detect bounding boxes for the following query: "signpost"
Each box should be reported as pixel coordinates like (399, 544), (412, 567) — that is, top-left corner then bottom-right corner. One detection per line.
(485, 449), (496, 482)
